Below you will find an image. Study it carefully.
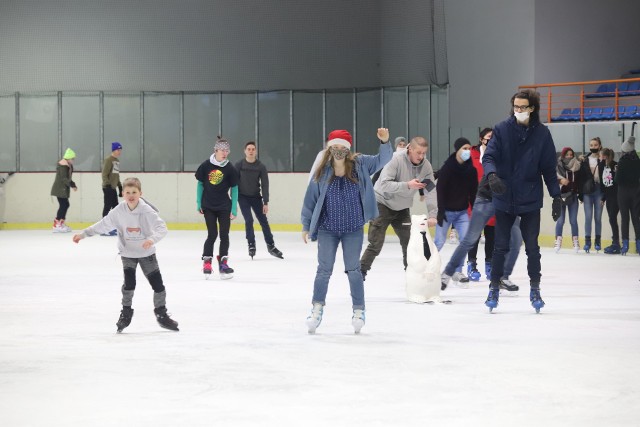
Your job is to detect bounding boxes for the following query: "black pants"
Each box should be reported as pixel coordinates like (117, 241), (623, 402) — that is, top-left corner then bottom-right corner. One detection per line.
(468, 225), (495, 263)
(618, 186), (640, 241)
(56, 197), (70, 220)
(203, 208), (231, 257)
(604, 193), (620, 242)
(238, 194), (274, 246)
(102, 187), (118, 217)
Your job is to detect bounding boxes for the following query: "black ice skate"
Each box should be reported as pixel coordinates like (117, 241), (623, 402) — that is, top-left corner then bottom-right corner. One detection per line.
(154, 306), (179, 331)
(202, 256), (213, 279)
(116, 306), (134, 333)
(248, 242), (256, 259)
(217, 255), (234, 279)
(267, 244), (284, 259)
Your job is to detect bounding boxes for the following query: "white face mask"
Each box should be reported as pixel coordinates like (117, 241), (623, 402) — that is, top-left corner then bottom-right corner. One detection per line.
(514, 111), (530, 122)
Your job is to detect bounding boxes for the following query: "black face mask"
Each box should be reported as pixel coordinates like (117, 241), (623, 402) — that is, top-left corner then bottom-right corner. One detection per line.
(590, 148), (600, 154)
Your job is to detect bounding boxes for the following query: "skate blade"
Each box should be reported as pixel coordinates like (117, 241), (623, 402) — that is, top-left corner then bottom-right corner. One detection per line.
(352, 319), (365, 334)
(220, 273), (233, 280)
(204, 273), (211, 280)
(499, 289), (519, 297)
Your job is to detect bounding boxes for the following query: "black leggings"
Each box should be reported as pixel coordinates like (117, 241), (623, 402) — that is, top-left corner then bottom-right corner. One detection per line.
(56, 197), (70, 220)
(203, 208), (231, 257)
(468, 225), (495, 263)
(604, 194), (620, 242)
(618, 186), (640, 241)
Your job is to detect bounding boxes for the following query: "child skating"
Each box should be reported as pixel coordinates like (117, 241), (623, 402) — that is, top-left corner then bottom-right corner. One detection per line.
(72, 177), (179, 332)
(195, 136), (239, 279)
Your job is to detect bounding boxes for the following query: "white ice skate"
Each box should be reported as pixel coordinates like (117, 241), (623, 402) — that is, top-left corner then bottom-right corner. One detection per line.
(352, 309), (365, 334)
(306, 303), (323, 334)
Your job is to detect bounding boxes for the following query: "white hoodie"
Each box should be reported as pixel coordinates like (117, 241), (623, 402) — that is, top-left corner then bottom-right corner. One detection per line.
(81, 198), (167, 258)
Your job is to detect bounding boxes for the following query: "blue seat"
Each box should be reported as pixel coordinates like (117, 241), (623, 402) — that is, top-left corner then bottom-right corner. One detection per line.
(586, 83), (615, 98)
(582, 107), (593, 120)
(566, 107), (581, 121)
(599, 106), (615, 120)
(585, 107), (602, 120)
(617, 82), (629, 94)
(620, 105), (638, 119)
(621, 81), (640, 96)
(552, 108), (572, 122)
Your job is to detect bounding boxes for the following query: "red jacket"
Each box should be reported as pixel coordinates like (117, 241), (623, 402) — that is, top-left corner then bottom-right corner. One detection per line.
(470, 144), (495, 226)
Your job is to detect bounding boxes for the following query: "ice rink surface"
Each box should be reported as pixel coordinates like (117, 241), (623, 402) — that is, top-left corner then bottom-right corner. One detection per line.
(1, 229), (639, 427)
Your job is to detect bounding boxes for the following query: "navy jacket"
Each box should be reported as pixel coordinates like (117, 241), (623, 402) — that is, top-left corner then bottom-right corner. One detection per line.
(483, 116), (560, 214)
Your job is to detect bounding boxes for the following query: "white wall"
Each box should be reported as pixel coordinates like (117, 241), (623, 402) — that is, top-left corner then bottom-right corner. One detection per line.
(3, 171), (629, 245)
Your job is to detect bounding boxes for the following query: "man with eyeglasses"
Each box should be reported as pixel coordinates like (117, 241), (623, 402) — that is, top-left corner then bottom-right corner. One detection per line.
(481, 89), (562, 313)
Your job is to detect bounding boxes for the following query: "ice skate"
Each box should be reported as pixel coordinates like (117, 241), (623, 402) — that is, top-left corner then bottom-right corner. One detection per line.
(267, 244), (283, 259)
(154, 306), (179, 331)
(217, 255), (234, 279)
(52, 219), (62, 233)
(116, 306), (134, 333)
(499, 279), (519, 296)
(52, 219), (71, 233)
(306, 303), (323, 334)
(594, 235), (601, 252)
(553, 236), (562, 253)
(604, 241), (621, 254)
(583, 236), (591, 253)
(202, 256), (213, 279)
(440, 273), (451, 291)
(448, 229), (458, 244)
(530, 286), (545, 314)
(451, 271), (470, 289)
(248, 242), (256, 259)
(485, 285), (500, 312)
(572, 236), (580, 253)
(352, 309), (365, 334)
(467, 260), (481, 282)
(621, 239), (629, 256)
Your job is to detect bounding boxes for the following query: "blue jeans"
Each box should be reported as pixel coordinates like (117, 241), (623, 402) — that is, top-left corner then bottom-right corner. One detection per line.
(313, 229), (365, 309)
(444, 198), (522, 279)
(492, 209), (541, 285)
(238, 194), (274, 245)
(555, 196), (579, 237)
(435, 210), (470, 272)
(582, 187), (603, 237)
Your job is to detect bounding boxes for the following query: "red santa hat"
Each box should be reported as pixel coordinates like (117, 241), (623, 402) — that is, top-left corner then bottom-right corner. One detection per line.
(327, 130), (352, 149)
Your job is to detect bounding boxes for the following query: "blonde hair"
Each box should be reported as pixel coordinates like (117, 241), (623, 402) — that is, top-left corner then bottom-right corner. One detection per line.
(122, 177), (142, 191)
(312, 149), (359, 183)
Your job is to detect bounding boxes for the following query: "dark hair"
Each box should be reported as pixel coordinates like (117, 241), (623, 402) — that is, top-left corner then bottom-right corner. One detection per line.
(479, 127), (493, 140)
(244, 141), (256, 148)
(590, 136), (602, 148)
(510, 89), (540, 122)
(601, 147), (615, 167)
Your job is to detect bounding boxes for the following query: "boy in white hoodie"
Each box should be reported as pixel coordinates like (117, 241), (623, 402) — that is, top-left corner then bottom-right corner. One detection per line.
(73, 177), (179, 333)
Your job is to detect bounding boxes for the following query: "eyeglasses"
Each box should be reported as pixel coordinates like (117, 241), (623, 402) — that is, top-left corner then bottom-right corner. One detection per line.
(513, 104), (532, 112)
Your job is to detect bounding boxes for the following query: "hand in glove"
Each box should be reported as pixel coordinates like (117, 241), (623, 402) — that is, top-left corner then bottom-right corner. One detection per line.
(487, 173), (506, 195)
(551, 196), (562, 222)
(437, 210), (447, 227)
(118, 183), (123, 197)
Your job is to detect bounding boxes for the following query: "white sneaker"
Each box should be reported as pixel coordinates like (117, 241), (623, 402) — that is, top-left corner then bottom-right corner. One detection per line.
(448, 229), (458, 244)
(306, 303), (323, 334)
(352, 309), (365, 334)
(451, 272), (470, 288)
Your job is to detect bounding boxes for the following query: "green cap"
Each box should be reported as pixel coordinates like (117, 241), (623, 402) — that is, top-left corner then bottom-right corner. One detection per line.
(63, 148), (76, 160)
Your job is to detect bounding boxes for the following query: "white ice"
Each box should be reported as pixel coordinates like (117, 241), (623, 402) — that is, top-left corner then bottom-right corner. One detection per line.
(1, 230), (639, 427)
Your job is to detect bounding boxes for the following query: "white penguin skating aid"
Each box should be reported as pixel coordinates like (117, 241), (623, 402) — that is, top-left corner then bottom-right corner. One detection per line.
(405, 215), (450, 304)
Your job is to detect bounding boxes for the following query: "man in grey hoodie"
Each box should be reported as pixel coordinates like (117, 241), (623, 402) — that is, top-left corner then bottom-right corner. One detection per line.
(360, 136), (438, 280)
